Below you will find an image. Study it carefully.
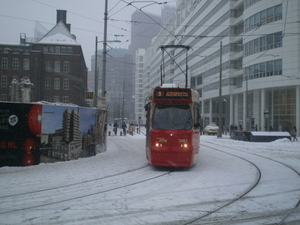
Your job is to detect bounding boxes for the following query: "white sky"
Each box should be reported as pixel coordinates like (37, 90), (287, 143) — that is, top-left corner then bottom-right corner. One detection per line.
(0, 0), (176, 69)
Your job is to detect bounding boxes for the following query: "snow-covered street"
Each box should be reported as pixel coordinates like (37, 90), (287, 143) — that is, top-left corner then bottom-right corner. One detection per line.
(0, 131), (300, 225)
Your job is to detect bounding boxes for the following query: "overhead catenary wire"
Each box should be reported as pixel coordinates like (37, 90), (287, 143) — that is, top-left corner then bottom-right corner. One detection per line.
(121, 0), (179, 41)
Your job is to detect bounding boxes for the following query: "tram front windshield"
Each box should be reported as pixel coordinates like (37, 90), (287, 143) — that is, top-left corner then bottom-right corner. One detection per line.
(152, 104), (192, 130)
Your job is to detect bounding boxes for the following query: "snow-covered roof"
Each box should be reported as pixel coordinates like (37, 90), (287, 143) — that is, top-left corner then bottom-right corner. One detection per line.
(38, 21), (79, 45)
(34, 101), (79, 106)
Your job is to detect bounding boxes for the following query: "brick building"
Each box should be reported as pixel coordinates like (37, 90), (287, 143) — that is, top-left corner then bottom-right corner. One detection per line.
(0, 10), (87, 106)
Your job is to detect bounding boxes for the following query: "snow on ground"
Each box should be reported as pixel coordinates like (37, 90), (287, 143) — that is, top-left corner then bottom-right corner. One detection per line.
(0, 128), (300, 225)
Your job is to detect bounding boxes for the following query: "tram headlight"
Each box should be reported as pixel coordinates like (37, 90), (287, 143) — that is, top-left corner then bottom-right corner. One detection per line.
(155, 143), (162, 147)
(181, 143), (188, 148)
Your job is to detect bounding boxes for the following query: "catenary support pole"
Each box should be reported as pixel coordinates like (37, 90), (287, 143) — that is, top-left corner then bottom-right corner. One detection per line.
(218, 41), (222, 138)
(101, 0), (108, 97)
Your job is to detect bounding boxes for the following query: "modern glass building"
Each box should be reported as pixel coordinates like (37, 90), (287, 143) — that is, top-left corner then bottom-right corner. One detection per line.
(142, 0), (300, 133)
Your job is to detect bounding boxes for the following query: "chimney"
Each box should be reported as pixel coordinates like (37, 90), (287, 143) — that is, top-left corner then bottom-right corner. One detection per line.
(20, 33), (26, 45)
(57, 10), (67, 25)
(56, 10), (71, 31)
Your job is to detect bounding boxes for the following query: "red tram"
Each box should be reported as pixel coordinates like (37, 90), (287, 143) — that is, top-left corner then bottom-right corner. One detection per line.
(144, 85), (201, 167)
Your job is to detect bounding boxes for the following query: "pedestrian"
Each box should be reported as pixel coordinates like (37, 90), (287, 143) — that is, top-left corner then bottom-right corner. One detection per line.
(113, 122), (118, 135)
(122, 121), (127, 136)
(230, 124), (234, 139)
(290, 126), (298, 141)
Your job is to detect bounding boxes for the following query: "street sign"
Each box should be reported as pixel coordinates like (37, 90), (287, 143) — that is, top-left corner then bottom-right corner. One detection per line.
(85, 92), (94, 100)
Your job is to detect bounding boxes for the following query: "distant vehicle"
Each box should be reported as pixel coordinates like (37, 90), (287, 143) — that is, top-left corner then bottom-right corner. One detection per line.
(203, 123), (219, 135)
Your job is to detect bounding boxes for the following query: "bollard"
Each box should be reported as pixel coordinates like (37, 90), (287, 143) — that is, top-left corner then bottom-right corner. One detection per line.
(120, 131), (122, 136)
(108, 131), (111, 136)
(137, 128), (139, 133)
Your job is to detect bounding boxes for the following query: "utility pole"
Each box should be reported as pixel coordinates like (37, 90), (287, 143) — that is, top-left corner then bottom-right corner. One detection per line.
(122, 80), (125, 120)
(101, 0), (108, 98)
(245, 68), (248, 131)
(218, 41), (223, 138)
(94, 36), (98, 107)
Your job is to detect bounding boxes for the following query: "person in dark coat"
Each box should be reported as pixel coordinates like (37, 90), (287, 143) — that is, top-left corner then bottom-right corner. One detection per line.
(113, 122), (118, 135)
(291, 126), (298, 141)
(122, 122), (127, 136)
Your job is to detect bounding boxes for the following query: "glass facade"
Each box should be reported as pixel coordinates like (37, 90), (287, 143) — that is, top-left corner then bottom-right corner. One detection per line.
(267, 88), (296, 132)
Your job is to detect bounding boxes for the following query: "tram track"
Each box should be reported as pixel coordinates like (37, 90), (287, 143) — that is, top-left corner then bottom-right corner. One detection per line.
(209, 140), (300, 225)
(0, 165), (150, 200)
(185, 140), (300, 225)
(0, 165), (174, 215)
(183, 143), (262, 225)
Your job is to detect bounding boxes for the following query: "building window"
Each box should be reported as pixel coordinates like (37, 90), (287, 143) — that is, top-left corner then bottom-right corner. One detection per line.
(23, 58), (30, 70)
(61, 47), (66, 54)
(1, 75), (7, 87)
(274, 59), (282, 75)
(1, 57), (8, 69)
(54, 78), (60, 90)
(1, 94), (7, 101)
(63, 96), (69, 103)
(266, 61), (274, 76)
(43, 47), (48, 53)
(49, 47), (54, 53)
(54, 61), (60, 72)
(63, 61), (70, 73)
(244, 32), (282, 57)
(13, 49), (20, 54)
(45, 78), (51, 90)
(244, 4), (282, 33)
(12, 58), (19, 70)
(45, 96), (51, 102)
(45, 61), (52, 72)
(67, 47), (72, 54)
(55, 46), (60, 54)
(204, 100), (210, 114)
(53, 96), (59, 102)
(54, 96), (60, 102)
(63, 78), (69, 90)
(197, 76), (202, 85)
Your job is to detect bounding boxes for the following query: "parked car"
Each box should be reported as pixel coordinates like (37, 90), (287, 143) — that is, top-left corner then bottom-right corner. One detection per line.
(203, 123), (219, 135)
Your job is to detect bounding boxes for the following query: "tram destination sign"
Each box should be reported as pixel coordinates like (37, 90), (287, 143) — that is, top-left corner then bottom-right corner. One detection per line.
(154, 88), (191, 99)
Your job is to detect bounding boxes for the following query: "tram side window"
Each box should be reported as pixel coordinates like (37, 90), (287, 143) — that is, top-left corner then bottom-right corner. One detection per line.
(194, 102), (201, 129)
(145, 103), (151, 146)
(152, 104), (192, 130)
